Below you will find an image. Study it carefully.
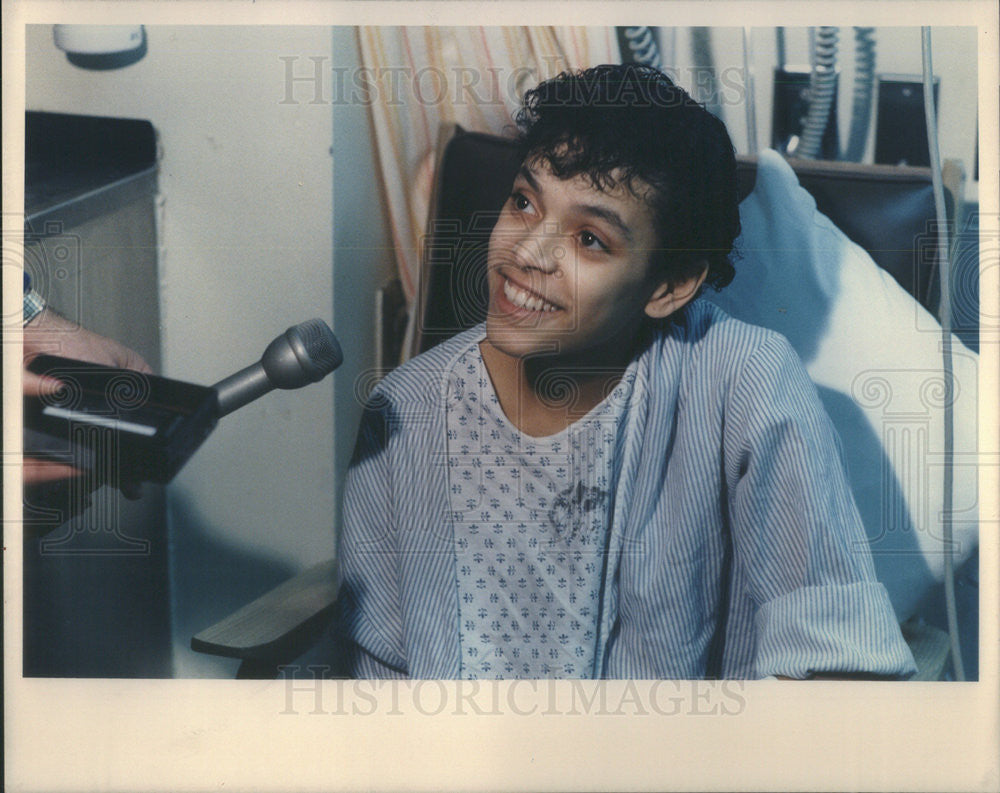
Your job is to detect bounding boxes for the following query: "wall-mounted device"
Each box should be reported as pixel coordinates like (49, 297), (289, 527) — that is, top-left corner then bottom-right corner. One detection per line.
(53, 24), (147, 70)
(874, 73), (940, 167)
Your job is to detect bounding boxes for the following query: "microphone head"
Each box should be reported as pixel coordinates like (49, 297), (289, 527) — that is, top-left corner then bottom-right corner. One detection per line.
(261, 319), (343, 389)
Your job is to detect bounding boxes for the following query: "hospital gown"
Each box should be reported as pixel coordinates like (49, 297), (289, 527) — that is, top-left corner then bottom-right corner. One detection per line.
(333, 299), (917, 679)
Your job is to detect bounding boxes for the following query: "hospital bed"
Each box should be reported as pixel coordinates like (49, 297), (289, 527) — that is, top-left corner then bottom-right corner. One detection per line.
(192, 124), (975, 680)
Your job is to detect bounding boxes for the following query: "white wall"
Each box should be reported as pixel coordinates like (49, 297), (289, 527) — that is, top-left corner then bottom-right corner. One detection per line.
(329, 26), (397, 528)
(26, 25), (338, 676)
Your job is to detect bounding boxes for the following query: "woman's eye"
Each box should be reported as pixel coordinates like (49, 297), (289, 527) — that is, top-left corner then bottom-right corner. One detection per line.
(579, 230), (608, 251)
(511, 192), (533, 212)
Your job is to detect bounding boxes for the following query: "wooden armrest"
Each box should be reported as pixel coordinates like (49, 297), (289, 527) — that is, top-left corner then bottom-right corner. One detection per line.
(191, 559), (338, 668)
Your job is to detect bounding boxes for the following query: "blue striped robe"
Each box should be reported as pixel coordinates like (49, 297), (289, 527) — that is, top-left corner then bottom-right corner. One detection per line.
(334, 300), (917, 679)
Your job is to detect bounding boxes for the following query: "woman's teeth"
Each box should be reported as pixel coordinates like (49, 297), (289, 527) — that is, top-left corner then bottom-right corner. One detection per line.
(503, 278), (558, 312)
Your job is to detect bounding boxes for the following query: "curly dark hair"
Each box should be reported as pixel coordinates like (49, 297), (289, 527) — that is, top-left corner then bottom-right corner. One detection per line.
(514, 64), (740, 291)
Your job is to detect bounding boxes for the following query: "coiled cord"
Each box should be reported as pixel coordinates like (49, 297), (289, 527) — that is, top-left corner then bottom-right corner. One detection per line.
(622, 26), (662, 69)
(797, 26), (839, 159)
(843, 27), (877, 162)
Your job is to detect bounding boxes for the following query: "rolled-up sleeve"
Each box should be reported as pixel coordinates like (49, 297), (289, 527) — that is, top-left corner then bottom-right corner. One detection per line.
(724, 334), (917, 679)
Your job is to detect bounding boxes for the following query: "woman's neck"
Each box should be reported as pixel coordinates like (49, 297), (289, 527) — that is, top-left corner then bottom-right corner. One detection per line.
(479, 339), (630, 438)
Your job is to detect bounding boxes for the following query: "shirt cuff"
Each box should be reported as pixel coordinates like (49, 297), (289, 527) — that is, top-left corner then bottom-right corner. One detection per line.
(23, 288), (46, 326)
(754, 582), (918, 679)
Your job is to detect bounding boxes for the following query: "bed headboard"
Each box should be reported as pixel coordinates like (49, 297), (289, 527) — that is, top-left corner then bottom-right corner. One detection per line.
(413, 123), (956, 358)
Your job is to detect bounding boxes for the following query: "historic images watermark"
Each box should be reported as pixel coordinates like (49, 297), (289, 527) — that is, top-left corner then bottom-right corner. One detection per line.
(278, 57), (748, 109)
(279, 673), (749, 717)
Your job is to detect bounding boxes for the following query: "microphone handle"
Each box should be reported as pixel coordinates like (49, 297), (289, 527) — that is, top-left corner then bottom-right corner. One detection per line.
(213, 362), (274, 418)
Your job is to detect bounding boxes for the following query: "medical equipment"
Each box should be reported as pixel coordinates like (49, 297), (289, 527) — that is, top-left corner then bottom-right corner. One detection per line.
(772, 26), (876, 162)
(621, 26), (662, 68)
(795, 26), (839, 159)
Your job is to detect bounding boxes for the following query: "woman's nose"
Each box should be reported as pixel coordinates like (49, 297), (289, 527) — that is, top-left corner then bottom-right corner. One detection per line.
(512, 228), (566, 274)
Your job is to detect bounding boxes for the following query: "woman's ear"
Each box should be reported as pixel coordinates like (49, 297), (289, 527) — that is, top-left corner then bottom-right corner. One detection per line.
(644, 263), (709, 320)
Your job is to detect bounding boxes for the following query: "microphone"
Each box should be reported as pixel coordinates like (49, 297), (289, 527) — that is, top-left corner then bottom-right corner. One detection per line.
(25, 319), (342, 483)
(213, 319), (343, 417)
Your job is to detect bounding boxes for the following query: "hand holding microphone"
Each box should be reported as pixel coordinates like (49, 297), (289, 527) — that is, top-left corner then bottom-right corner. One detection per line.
(22, 306), (154, 488)
(24, 319), (343, 485)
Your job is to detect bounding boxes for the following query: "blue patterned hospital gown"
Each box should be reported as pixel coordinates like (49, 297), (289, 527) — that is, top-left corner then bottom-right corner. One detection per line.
(334, 304), (917, 680)
(445, 345), (635, 679)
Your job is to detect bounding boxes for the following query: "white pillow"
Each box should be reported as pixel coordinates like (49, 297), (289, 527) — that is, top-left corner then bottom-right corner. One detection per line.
(704, 149), (978, 620)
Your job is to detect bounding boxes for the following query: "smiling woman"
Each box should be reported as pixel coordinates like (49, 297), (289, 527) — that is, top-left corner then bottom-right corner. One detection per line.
(332, 64), (917, 681)
(483, 163), (670, 371)
(478, 66), (733, 435)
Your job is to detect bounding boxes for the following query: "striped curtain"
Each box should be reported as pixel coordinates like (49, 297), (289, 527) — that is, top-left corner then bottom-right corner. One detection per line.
(357, 27), (620, 316)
